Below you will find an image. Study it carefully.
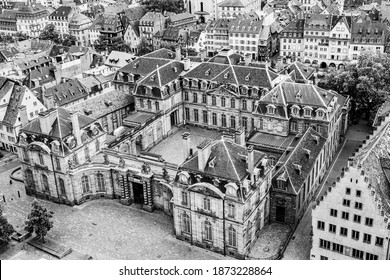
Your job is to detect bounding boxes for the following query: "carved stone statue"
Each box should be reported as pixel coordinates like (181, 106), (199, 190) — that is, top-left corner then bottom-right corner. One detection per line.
(141, 162), (151, 174)
(103, 153), (109, 164)
(118, 157), (125, 168)
(162, 168), (170, 181)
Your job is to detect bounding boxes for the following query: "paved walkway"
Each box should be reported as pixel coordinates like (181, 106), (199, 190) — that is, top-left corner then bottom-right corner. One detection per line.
(282, 119), (371, 260)
(0, 168), (229, 260)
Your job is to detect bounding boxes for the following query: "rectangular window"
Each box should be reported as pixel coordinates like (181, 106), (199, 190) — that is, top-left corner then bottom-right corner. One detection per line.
(55, 158), (61, 171)
(363, 233), (371, 244)
(242, 117), (248, 131)
(343, 199), (350, 207)
(202, 111), (208, 123)
(184, 91), (189, 101)
(221, 114), (226, 127)
(193, 93), (198, 103)
(329, 224), (336, 233)
(185, 108), (190, 120)
(353, 214), (361, 223)
(231, 98), (235, 108)
(375, 237), (384, 247)
(346, 188), (351, 195)
(341, 211), (349, 220)
(352, 230), (360, 240)
(202, 94), (207, 103)
(317, 221), (325, 230)
(352, 248), (364, 260)
(212, 96), (216, 106)
(365, 253), (378, 260)
(290, 121), (297, 132)
(194, 109), (199, 122)
(340, 227), (348, 237)
(212, 113), (217, 126)
(221, 97), (226, 107)
(181, 192), (188, 206)
(230, 116), (236, 129)
(320, 256), (328, 260)
(355, 202), (363, 210)
(319, 239), (331, 250)
(203, 197), (210, 211)
(356, 190), (361, 197)
(332, 242), (344, 254)
(365, 217), (373, 227)
(330, 209), (337, 217)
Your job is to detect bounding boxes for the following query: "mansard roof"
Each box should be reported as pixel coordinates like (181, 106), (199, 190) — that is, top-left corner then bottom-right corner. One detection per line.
(273, 128), (326, 194)
(44, 79), (88, 107)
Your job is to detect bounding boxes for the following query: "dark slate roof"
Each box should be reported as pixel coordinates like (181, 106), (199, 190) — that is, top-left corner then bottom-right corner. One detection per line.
(105, 51), (135, 68)
(124, 6), (146, 22)
(351, 20), (388, 38)
(142, 48), (177, 59)
(181, 138), (265, 182)
(49, 6), (73, 18)
(24, 66), (55, 88)
(118, 56), (172, 76)
(137, 60), (184, 89)
(273, 128), (326, 194)
(49, 45), (70, 57)
(305, 13), (331, 29)
(283, 62), (315, 82)
(68, 90), (134, 120)
(44, 79), (88, 107)
(2, 84), (27, 125)
(281, 19), (305, 33)
(248, 132), (295, 151)
(21, 107), (95, 139)
(218, 0), (244, 7)
(17, 56), (52, 71)
(261, 81), (339, 108)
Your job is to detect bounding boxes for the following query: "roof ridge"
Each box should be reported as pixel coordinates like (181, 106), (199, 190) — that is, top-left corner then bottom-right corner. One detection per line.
(221, 139), (241, 181)
(312, 85), (328, 108)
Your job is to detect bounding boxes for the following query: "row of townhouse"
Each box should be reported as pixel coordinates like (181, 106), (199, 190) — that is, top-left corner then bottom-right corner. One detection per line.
(280, 14), (390, 68)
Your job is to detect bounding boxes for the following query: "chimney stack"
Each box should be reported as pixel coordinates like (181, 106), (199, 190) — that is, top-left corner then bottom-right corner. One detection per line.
(247, 145), (255, 184)
(200, 48), (206, 61)
(183, 57), (191, 71)
(38, 109), (56, 135)
(235, 126), (245, 146)
(182, 132), (191, 160)
(244, 53), (251, 65)
(222, 131), (235, 143)
(197, 139), (212, 171)
(18, 105), (28, 127)
(175, 45), (181, 61)
(70, 111), (82, 146)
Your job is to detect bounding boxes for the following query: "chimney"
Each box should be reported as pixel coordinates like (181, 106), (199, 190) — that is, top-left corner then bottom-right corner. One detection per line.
(182, 132), (191, 160)
(175, 45), (181, 61)
(197, 139), (212, 171)
(18, 105), (28, 127)
(184, 57), (191, 71)
(276, 58), (284, 72)
(247, 145), (255, 184)
(200, 48), (206, 61)
(244, 53), (251, 65)
(222, 131), (235, 142)
(286, 57), (291, 64)
(38, 109), (56, 135)
(70, 111), (82, 146)
(235, 126), (245, 146)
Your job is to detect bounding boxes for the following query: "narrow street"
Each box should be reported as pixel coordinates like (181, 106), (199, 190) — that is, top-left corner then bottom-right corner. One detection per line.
(282, 119), (371, 259)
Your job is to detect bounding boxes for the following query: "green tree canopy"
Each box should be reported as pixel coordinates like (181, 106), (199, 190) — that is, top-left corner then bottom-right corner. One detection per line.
(62, 34), (77, 47)
(24, 200), (54, 243)
(317, 52), (389, 123)
(0, 206), (14, 245)
(140, 0), (185, 14)
(39, 24), (62, 44)
(93, 35), (131, 53)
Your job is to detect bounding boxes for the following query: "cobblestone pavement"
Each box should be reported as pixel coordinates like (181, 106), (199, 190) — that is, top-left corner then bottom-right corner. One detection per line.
(282, 119), (371, 260)
(0, 168), (229, 260)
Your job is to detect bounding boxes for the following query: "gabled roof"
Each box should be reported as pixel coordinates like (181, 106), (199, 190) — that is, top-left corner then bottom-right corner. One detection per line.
(1, 84), (27, 126)
(44, 79), (88, 107)
(273, 128), (326, 194)
(137, 61), (184, 89)
(49, 6), (73, 18)
(24, 66), (55, 88)
(140, 11), (165, 23)
(282, 19), (305, 32)
(16, 56), (52, 71)
(180, 138), (265, 183)
(21, 107), (95, 139)
(143, 48), (177, 59)
(218, 0), (244, 7)
(124, 6), (146, 22)
(283, 62), (315, 82)
(118, 56), (172, 76)
(169, 12), (195, 22)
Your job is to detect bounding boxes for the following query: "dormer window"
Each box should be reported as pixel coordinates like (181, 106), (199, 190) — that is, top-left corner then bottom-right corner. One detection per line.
(304, 108), (312, 117)
(292, 106), (299, 115)
(296, 90), (302, 101)
(267, 105), (276, 115)
(205, 69), (211, 76)
(150, 74), (155, 81)
(271, 92), (278, 102)
(245, 73), (250, 81)
(317, 110), (324, 118)
(224, 72), (229, 79)
(293, 163), (302, 175)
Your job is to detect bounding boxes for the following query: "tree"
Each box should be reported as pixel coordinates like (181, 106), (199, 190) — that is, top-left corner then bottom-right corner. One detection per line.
(136, 37), (153, 56)
(0, 206), (14, 245)
(62, 34), (77, 47)
(140, 0), (185, 14)
(93, 35), (132, 53)
(14, 32), (29, 41)
(39, 24), (61, 44)
(317, 52), (389, 123)
(24, 200), (54, 243)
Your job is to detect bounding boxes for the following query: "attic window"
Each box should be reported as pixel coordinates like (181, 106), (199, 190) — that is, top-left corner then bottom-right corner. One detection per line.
(293, 163), (302, 175)
(205, 69), (211, 76)
(303, 148), (311, 159)
(312, 134), (319, 145)
(84, 108), (92, 115)
(105, 100), (113, 106)
(271, 92), (278, 102)
(304, 108), (312, 117)
(208, 157), (216, 168)
(150, 74), (156, 81)
(224, 72), (229, 79)
(173, 67), (178, 73)
(296, 90), (302, 100)
(245, 73), (251, 81)
(133, 61), (139, 68)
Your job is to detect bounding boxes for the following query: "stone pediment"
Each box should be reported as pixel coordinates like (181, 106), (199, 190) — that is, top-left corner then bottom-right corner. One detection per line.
(208, 84), (238, 97)
(188, 183), (225, 198)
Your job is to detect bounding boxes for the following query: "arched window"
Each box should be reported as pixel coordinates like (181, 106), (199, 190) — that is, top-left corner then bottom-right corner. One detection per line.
(26, 169), (35, 187)
(42, 174), (49, 192)
(182, 212), (191, 233)
(204, 220), (212, 241)
(82, 175), (90, 193)
(96, 173), (105, 192)
(228, 226), (237, 247)
(58, 178), (66, 196)
(203, 197), (210, 211)
(228, 203), (235, 218)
